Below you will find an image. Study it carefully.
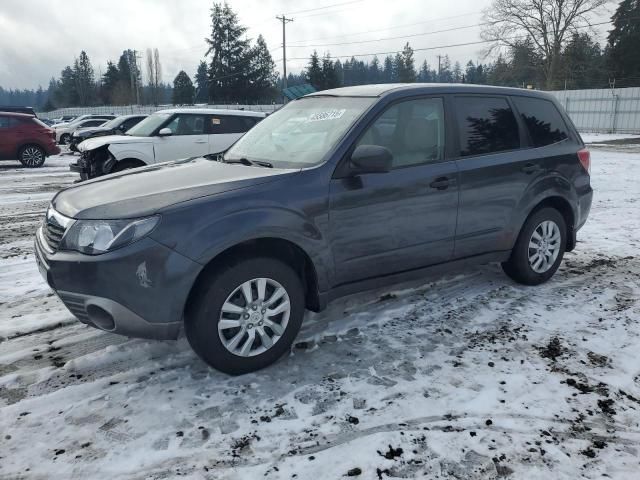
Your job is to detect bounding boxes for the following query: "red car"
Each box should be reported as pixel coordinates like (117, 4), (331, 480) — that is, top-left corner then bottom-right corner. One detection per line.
(0, 112), (60, 167)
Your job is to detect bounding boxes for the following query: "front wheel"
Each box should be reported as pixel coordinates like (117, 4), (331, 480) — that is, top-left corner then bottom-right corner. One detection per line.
(502, 207), (567, 285)
(18, 145), (46, 168)
(59, 133), (71, 145)
(186, 257), (305, 375)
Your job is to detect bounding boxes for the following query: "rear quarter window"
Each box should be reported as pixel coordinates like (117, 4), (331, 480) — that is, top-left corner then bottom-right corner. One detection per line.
(209, 115), (260, 134)
(512, 96), (569, 147)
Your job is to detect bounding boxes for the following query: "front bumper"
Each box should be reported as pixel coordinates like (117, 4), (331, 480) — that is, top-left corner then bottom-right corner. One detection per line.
(35, 226), (202, 340)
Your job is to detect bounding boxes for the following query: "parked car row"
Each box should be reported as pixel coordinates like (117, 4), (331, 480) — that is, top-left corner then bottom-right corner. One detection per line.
(35, 84), (593, 374)
(73, 108), (265, 179)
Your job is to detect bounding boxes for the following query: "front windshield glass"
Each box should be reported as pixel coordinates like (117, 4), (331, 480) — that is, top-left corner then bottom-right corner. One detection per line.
(126, 113), (172, 137)
(102, 117), (121, 129)
(224, 96), (375, 168)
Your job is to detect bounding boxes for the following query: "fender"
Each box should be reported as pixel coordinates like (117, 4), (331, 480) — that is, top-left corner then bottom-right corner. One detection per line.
(108, 144), (153, 165)
(506, 171), (577, 248)
(157, 205), (332, 293)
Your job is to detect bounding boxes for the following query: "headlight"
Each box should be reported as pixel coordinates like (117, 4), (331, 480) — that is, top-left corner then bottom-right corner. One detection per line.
(60, 216), (159, 255)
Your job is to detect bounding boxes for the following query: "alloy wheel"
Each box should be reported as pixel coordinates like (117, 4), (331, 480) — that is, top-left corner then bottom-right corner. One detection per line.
(218, 277), (291, 357)
(528, 220), (561, 273)
(21, 147), (44, 167)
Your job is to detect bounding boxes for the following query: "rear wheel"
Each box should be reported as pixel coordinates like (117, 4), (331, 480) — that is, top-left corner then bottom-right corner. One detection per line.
(18, 145), (46, 168)
(59, 133), (71, 145)
(186, 257), (305, 375)
(502, 207), (566, 285)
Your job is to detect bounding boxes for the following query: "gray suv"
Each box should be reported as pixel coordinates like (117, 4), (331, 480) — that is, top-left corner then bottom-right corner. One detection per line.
(35, 84), (592, 374)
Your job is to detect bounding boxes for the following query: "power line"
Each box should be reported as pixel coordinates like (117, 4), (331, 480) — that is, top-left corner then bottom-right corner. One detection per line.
(287, 11), (483, 45)
(286, 18), (626, 62)
(288, 22), (495, 48)
(283, 0), (364, 16)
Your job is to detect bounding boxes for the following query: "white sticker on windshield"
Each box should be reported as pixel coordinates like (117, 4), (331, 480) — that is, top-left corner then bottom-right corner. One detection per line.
(307, 109), (346, 122)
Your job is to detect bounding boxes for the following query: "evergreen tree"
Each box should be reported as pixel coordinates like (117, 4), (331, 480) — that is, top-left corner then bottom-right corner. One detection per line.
(382, 55), (394, 83)
(562, 33), (607, 88)
(452, 61), (463, 82)
(56, 66), (78, 106)
(172, 70), (195, 104)
(249, 35), (277, 101)
(369, 56), (381, 84)
(205, 2), (252, 102)
(195, 60), (209, 103)
(321, 54), (339, 90)
(607, 0), (640, 80)
(334, 59), (344, 86)
(101, 61), (120, 104)
(306, 51), (323, 89)
(418, 60), (434, 82)
(439, 55), (452, 82)
(398, 43), (416, 82)
(73, 51), (96, 106)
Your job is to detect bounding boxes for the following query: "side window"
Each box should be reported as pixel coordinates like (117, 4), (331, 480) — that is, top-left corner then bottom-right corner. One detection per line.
(123, 118), (142, 129)
(0, 116), (9, 128)
(164, 114), (206, 135)
(86, 120), (105, 127)
(454, 96), (520, 157)
(512, 97), (569, 147)
(356, 98), (445, 168)
(209, 116), (256, 134)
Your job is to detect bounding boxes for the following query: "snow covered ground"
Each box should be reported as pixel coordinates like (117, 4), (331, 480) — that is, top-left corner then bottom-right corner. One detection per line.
(579, 132), (640, 144)
(1, 143), (639, 480)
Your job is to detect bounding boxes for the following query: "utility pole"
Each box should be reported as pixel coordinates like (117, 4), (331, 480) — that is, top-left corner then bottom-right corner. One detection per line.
(276, 14), (294, 98)
(437, 55), (442, 82)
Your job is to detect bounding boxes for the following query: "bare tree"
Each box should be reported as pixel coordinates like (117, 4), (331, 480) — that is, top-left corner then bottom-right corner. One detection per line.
(145, 48), (163, 105)
(153, 48), (162, 103)
(482, 0), (610, 89)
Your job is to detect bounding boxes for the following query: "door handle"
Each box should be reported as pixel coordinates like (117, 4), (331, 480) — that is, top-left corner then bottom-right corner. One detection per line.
(194, 140), (208, 144)
(429, 177), (451, 190)
(522, 162), (541, 174)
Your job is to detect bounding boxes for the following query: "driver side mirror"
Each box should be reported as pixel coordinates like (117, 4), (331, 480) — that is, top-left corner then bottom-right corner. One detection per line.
(349, 144), (392, 175)
(158, 127), (173, 137)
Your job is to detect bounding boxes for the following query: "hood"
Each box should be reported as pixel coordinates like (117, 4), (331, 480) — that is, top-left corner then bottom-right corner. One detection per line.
(52, 157), (296, 219)
(74, 126), (114, 137)
(78, 134), (152, 152)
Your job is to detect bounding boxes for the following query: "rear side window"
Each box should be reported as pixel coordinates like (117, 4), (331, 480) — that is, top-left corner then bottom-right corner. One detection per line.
(512, 96), (569, 147)
(454, 96), (520, 157)
(209, 116), (259, 134)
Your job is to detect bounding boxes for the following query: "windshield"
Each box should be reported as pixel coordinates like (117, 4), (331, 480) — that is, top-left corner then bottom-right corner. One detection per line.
(126, 113), (171, 137)
(102, 117), (122, 129)
(224, 96), (375, 168)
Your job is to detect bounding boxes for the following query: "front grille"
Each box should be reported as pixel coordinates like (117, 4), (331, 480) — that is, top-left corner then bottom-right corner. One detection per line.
(44, 220), (65, 251)
(57, 291), (90, 323)
(42, 206), (73, 252)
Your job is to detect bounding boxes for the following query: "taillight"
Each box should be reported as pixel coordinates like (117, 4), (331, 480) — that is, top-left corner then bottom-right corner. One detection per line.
(577, 148), (590, 175)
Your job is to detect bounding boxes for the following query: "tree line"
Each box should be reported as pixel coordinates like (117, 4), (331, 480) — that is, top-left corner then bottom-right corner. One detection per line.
(1, 0), (639, 110)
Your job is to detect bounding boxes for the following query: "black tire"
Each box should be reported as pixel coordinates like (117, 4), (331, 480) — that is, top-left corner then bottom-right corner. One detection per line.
(59, 133), (71, 145)
(18, 145), (46, 168)
(502, 207), (567, 285)
(185, 257), (305, 375)
(111, 159), (145, 173)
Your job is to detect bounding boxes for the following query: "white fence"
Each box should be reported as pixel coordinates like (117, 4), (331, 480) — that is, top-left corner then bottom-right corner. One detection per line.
(547, 87), (640, 134)
(38, 104), (282, 119)
(37, 87), (640, 134)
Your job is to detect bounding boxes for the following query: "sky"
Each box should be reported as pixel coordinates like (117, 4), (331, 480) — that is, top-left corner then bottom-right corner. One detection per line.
(0, 0), (619, 90)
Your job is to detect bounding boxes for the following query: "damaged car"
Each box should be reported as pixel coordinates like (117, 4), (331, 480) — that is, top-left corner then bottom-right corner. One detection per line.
(72, 108), (266, 180)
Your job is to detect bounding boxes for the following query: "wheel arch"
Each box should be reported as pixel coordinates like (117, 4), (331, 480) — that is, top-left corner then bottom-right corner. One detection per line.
(184, 237), (322, 324)
(519, 195), (576, 252)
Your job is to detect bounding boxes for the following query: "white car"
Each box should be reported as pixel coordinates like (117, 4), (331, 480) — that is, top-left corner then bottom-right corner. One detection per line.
(55, 117), (112, 144)
(74, 108), (266, 180)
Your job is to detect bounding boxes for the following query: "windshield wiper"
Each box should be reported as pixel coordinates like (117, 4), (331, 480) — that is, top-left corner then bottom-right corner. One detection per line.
(224, 157), (273, 168)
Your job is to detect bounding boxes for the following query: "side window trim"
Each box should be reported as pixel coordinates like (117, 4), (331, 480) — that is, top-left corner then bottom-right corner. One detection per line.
(334, 95), (448, 177)
(452, 94), (522, 160)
